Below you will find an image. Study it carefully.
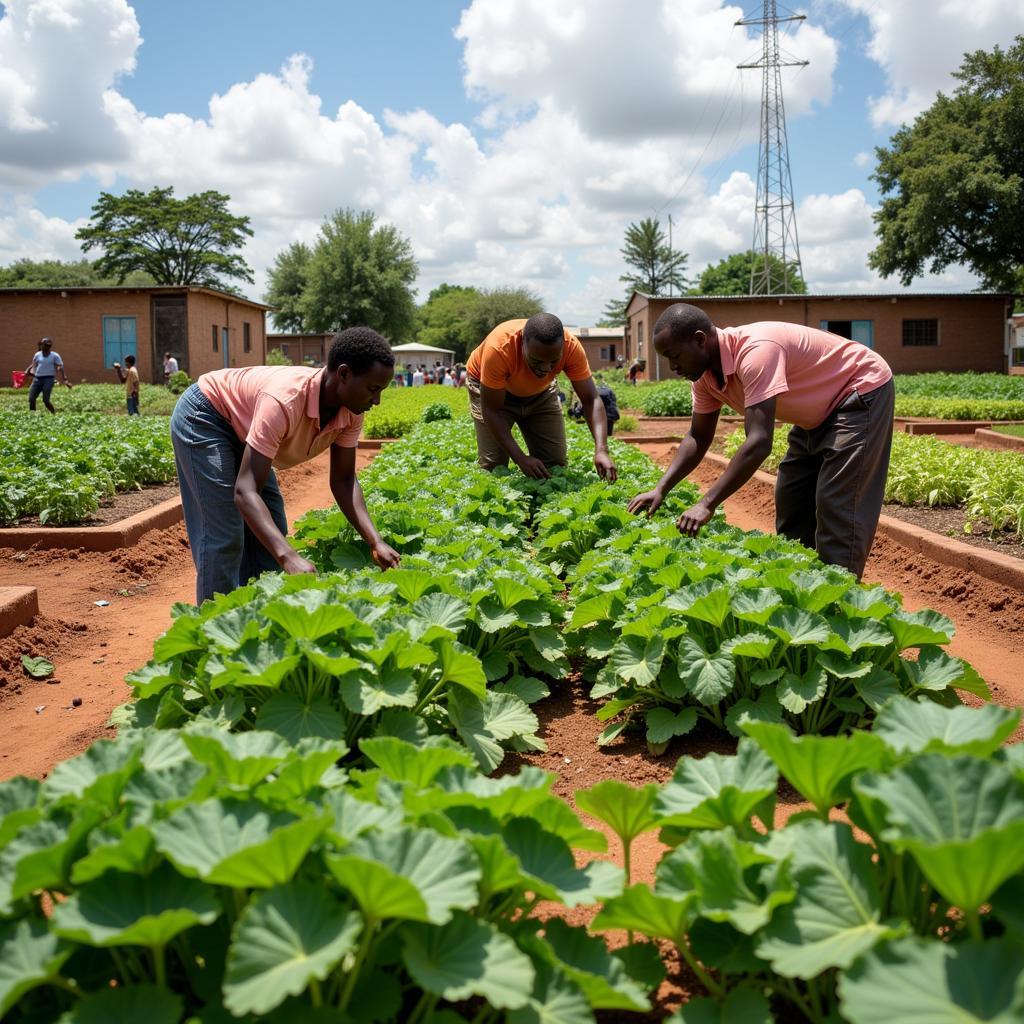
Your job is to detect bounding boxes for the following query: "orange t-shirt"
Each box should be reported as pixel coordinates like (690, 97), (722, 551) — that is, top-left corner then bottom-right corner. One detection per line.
(467, 319), (592, 397)
(198, 366), (363, 469)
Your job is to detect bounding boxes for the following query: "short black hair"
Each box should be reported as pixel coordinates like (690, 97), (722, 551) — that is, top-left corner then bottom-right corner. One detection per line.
(523, 313), (564, 347)
(654, 303), (713, 342)
(125, 354), (136, 366)
(327, 327), (395, 373)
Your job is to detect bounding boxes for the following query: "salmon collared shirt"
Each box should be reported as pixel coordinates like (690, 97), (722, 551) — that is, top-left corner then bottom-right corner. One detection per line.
(691, 322), (892, 430)
(467, 319), (592, 398)
(197, 366), (363, 469)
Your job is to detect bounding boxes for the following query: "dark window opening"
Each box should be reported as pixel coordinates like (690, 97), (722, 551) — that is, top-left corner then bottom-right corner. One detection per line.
(902, 319), (939, 347)
(212, 324), (219, 352)
(243, 322), (251, 353)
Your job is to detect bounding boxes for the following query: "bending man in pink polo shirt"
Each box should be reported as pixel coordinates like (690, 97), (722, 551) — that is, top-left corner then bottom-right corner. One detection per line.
(170, 327), (401, 604)
(628, 303), (894, 577)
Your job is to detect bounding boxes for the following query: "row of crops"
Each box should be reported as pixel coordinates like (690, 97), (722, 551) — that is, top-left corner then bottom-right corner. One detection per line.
(0, 412), (176, 525)
(3, 420), (1021, 1022)
(626, 372), (1024, 420)
(724, 428), (1024, 540)
(0, 384), (181, 416)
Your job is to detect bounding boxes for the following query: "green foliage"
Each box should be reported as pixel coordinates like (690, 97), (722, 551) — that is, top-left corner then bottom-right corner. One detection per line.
(0, 384), (178, 416)
(264, 346), (293, 366)
(619, 217), (688, 297)
(263, 242), (312, 333)
(870, 35), (1024, 290)
(0, 412), (176, 525)
(422, 402), (453, 423)
(165, 371), (191, 395)
(361, 386), (468, 438)
(894, 372), (1024, 401)
(296, 208), (418, 340)
(629, 380), (694, 416)
(690, 250), (807, 296)
(462, 287), (544, 348)
(75, 186), (254, 288)
(0, 258), (153, 289)
(895, 396), (1024, 420)
(416, 283), (482, 361)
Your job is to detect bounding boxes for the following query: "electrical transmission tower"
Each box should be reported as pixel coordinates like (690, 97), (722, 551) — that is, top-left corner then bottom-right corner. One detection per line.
(736, 2), (807, 295)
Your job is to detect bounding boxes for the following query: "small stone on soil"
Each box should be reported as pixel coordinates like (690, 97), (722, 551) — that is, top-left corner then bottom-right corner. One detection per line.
(34, 705), (45, 714)
(71, 696), (82, 707)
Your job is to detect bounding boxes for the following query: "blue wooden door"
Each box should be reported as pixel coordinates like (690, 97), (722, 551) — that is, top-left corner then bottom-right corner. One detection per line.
(103, 316), (137, 368)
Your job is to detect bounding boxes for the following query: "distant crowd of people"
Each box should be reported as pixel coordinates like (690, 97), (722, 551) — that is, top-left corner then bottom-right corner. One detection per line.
(395, 362), (468, 388)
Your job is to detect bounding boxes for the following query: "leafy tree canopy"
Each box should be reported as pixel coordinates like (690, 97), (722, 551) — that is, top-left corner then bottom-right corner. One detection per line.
(462, 287), (544, 350)
(869, 35), (1024, 291)
(264, 242), (313, 333)
(416, 283), (482, 361)
(298, 209), (418, 340)
(0, 257), (154, 288)
(690, 250), (807, 296)
(76, 187), (254, 288)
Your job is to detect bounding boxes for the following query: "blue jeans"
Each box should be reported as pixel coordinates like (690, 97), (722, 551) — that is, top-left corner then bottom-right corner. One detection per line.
(126, 395), (140, 416)
(28, 376), (55, 410)
(170, 383), (288, 605)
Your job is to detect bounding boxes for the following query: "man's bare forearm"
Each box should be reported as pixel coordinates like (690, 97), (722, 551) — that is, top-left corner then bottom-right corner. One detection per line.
(583, 397), (609, 452)
(482, 406), (526, 463)
(333, 478), (382, 547)
(654, 434), (707, 495)
(698, 440), (770, 511)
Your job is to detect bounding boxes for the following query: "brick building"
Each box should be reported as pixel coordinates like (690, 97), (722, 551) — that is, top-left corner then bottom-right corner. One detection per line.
(0, 286), (270, 384)
(624, 292), (1016, 380)
(266, 333), (333, 367)
(567, 325), (625, 370)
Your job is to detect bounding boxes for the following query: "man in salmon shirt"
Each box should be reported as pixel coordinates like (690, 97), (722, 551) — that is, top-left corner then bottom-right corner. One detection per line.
(628, 303), (894, 577)
(169, 327), (401, 604)
(466, 313), (617, 481)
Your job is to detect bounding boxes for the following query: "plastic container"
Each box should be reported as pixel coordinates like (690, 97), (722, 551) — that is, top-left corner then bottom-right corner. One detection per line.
(11, 371), (25, 388)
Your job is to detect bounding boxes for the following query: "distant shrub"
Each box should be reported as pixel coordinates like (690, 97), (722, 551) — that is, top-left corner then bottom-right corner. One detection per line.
(422, 402), (453, 423)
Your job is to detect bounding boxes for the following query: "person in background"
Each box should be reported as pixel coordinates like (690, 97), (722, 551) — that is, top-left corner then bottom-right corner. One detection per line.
(163, 351), (179, 383)
(412, 365), (424, 387)
(25, 337), (72, 413)
(458, 363), (468, 387)
(113, 354), (141, 415)
(442, 366), (456, 387)
(169, 326), (401, 605)
(466, 313), (617, 481)
(628, 303), (894, 578)
(568, 375), (620, 434)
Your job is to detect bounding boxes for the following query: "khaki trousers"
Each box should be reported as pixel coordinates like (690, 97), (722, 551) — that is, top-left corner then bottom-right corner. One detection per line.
(467, 376), (567, 470)
(774, 378), (895, 578)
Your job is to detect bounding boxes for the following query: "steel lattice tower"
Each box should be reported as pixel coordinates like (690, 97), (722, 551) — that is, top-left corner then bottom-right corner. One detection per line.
(737, 2), (807, 295)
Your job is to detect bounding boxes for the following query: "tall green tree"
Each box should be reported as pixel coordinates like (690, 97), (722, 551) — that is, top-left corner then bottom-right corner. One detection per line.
(299, 209), (418, 340)
(76, 187), (254, 288)
(599, 216), (688, 326)
(264, 242), (312, 332)
(0, 257), (154, 288)
(870, 35), (1024, 291)
(463, 286), (544, 347)
(690, 250), (807, 295)
(416, 283), (482, 361)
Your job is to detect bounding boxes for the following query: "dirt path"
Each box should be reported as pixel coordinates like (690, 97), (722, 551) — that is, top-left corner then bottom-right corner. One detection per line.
(0, 451), (370, 780)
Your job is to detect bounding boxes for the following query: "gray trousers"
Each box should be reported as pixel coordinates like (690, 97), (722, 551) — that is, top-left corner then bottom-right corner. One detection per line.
(775, 379), (895, 578)
(467, 376), (567, 470)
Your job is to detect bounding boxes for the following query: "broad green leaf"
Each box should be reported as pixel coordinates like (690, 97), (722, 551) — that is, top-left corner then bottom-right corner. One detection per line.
(853, 755), (1024, 909)
(152, 798), (326, 888)
(507, 962), (592, 1024)
(828, 615), (893, 652)
(200, 605), (263, 651)
(838, 936), (1024, 1024)
(255, 693), (347, 744)
(182, 726), (290, 787)
(900, 646), (971, 694)
(223, 881), (362, 1016)
(493, 675), (551, 704)
(757, 820), (900, 977)
(43, 735), (143, 808)
(873, 700), (1019, 758)
(410, 592), (469, 642)
(256, 737), (349, 802)
(437, 640), (487, 698)
(744, 722), (891, 815)
(418, 765), (554, 821)
(479, 692), (540, 741)
(70, 823), (154, 884)
(590, 883), (694, 941)
(492, 576), (538, 610)
(321, 789), (402, 843)
(0, 918), (71, 1016)
(262, 587), (358, 639)
(0, 777), (41, 846)
(379, 567), (437, 603)
(447, 692), (506, 773)
(55, 984), (182, 1024)
(787, 569), (851, 612)
(664, 580), (731, 628)
(575, 781), (660, 856)
(767, 607), (831, 646)
(676, 637), (735, 705)
(298, 639), (362, 677)
(502, 817), (623, 906)
(568, 592), (622, 631)
(206, 637), (302, 690)
(402, 912), (534, 1009)
(723, 689), (783, 738)
(541, 918), (650, 1011)
(360, 736), (475, 787)
(21, 655), (54, 679)
(669, 987), (773, 1024)
(886, 608), (955, 649)
(325, 827), (480, 924)
(53, 862), (220, 948)
(645, 707), (698, 747)
(776, 665), (827, 715)
(609, 633), (664, 686)
(854, 665), (902, 712)
(839, 585), (898, 619)
(655, 738), (777, 832)
(339, 664), (417, 715)
(728, 587), (782, 626)
(720, 631), (777, 660)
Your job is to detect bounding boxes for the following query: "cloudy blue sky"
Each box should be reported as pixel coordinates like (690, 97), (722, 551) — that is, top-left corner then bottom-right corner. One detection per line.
(1, 0), (1021, 325)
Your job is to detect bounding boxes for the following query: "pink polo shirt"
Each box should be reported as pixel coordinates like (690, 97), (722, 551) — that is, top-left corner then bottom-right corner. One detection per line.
(197, 366), (363, 468)
(691, 322), (892, 430)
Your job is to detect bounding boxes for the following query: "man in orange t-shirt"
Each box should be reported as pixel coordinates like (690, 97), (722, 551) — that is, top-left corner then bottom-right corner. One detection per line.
(466, 313), (617, 480)
(628, 303), (894, 577)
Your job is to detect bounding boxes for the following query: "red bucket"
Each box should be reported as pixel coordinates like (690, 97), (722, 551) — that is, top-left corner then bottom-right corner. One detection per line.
(11, 371), (25, 389)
